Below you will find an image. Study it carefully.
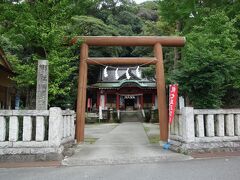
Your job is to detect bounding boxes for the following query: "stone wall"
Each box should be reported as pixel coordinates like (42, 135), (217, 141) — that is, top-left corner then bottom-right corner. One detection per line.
(0, 107), (75, 162)
(170, 107), (240, 153)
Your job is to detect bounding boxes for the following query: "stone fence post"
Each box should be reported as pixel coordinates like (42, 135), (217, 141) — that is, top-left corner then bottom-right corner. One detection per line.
(49, 107), (63, 147)
(181, 107), (195, 143)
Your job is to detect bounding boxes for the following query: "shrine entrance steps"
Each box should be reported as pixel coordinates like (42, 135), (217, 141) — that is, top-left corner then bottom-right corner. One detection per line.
(120, 110), (144, 122)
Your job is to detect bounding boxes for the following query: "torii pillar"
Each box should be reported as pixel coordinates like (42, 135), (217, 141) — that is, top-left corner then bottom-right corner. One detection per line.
(154, 43), (168, 142)
(76, 43), (88, 142)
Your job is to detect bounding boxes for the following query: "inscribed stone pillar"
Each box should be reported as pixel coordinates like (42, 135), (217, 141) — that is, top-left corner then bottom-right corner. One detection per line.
(36, 60), (49, 110)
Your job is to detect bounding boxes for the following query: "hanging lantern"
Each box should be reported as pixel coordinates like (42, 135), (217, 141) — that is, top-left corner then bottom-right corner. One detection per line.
(103, 66), (108, 78)
(136, 66), (141, 78)
(115, 68), (119, 80)
(126, 68), (131, 79)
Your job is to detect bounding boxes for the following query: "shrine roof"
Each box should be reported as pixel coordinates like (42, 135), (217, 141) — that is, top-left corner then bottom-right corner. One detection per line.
(89, 79), (156, 89)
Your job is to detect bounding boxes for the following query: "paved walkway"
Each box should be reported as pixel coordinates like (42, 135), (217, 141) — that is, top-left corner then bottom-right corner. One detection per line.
(62, 122), (192, 166)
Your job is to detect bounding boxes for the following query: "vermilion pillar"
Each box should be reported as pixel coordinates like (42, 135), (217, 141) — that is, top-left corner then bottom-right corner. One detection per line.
(154, 43), (168, 142)
(76, 43), (88, 143)
(116, 94), (120, 110)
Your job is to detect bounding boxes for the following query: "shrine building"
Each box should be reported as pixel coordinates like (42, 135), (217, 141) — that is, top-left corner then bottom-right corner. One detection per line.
(88, 66), (157, 112)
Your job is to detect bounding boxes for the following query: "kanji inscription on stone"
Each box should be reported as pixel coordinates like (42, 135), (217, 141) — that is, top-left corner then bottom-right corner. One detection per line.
(36, 60), (48, 110)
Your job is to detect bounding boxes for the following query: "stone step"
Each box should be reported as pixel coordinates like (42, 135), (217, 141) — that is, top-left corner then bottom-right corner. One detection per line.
(120, 111), (144, 122)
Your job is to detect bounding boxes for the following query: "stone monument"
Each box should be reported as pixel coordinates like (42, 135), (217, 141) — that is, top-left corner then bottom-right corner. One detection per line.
(36, 60), (48, 110)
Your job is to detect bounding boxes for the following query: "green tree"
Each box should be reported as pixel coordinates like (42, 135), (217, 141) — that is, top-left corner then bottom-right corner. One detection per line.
(173, 11), (240, 108)
(0, 1), (94, 108)
(158, 0), (240, 108)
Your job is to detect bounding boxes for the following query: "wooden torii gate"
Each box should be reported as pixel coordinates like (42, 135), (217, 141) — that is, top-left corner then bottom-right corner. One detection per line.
(72, 36), (186, 143)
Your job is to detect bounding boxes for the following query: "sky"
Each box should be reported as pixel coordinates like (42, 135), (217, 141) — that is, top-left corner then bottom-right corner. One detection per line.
(135, 0), (152, 4)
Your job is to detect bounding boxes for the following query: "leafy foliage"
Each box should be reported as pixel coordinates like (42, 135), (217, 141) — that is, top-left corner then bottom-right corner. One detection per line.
(0, 0), (157, 109)
(0, 1), (86, 107)
(173, 11), (240, 108)
(1, 0), (240, 109)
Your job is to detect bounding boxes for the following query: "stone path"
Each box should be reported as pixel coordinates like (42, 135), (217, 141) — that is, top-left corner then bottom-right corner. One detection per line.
(62, 122), (192, 166)
(142, 123), (160, 137)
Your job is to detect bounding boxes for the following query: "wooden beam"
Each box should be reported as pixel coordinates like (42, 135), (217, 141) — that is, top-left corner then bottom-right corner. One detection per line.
(87, 57), (157, 65)
(76, 43), (88, 143)
(72, 36), (186, 47)
(154, 43), (169, 142)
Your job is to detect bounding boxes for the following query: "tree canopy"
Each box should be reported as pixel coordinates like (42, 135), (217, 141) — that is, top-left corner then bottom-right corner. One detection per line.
(0, 0), (240, 109)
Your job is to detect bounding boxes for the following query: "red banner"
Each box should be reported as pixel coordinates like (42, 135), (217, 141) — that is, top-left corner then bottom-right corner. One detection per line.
(169, 84), (178, 124)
